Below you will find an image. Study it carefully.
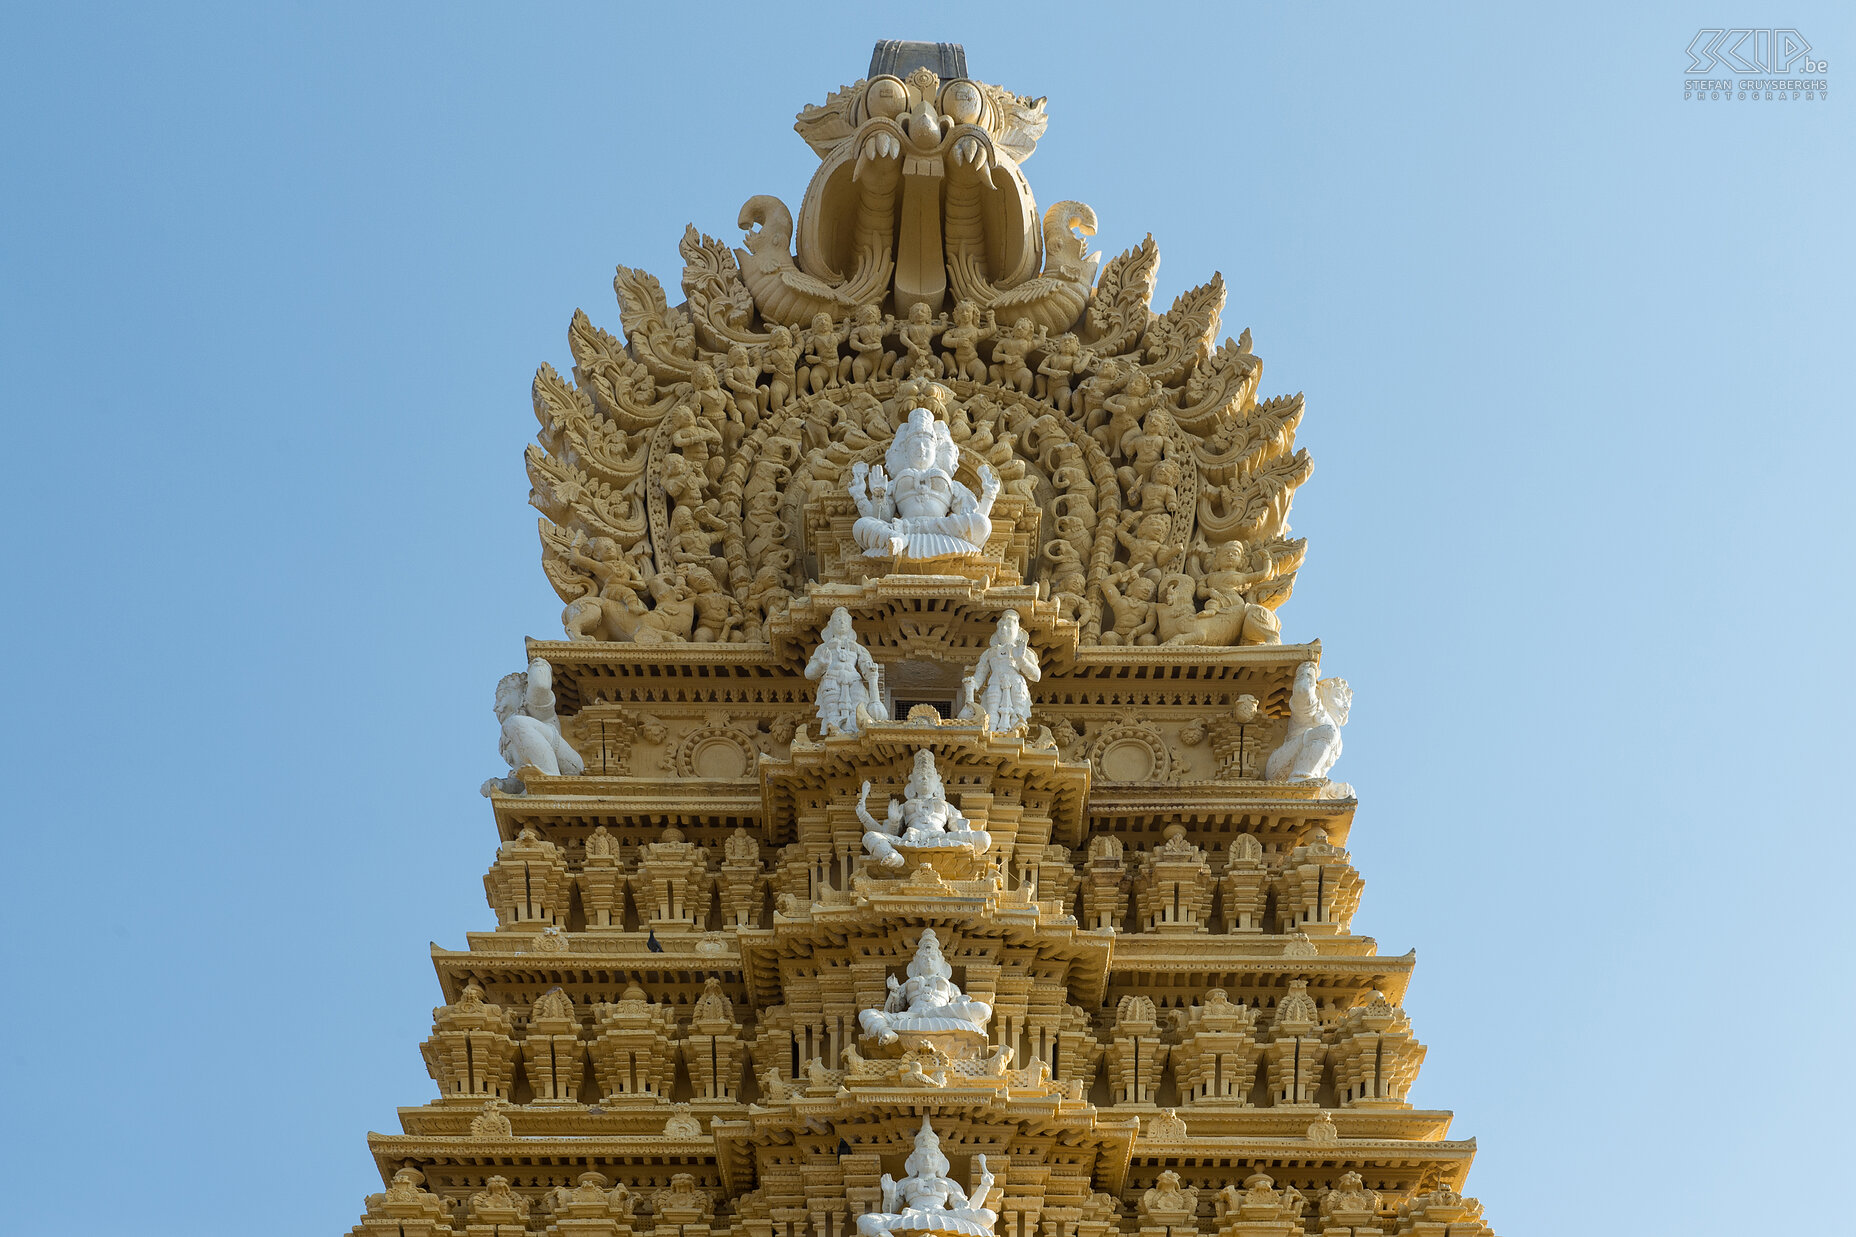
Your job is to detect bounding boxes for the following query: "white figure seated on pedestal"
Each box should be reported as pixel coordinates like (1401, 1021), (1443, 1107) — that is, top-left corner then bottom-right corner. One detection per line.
(851, 398), (1000, 561)
(857, 750), (993, 869)
(806, 607), (882, 736)
(960, 610), (1039, 733)
(855, 1116), (998, 1237)
(858, 928), (993, 1046)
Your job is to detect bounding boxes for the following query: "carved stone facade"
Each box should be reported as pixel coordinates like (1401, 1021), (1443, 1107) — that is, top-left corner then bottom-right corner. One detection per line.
(346, 41), (1499, 1237)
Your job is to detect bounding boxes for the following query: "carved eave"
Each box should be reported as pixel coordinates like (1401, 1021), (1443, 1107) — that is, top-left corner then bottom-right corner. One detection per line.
(1122, 931), (1384, 959)
(488, 780), (765, 845)
(734, 1093), (1089, 1134)
(1147, 1109), (1454, 1144)
(367, 1132), (721, 1191)
(738, 911), (1113, 1009)
(771, 579), (1075, 667)
(714, 1108), (1142, 1197)
(1119, 1135), (1477, 1195)
(432, 940), (749, 1007)
(1082, 785), (1357, 848)
(525, 632), (1321, 717)
(398, 1105), (739, 1137)
(1040, 640), (1321, 712)
(1103, 940), (1415, 1006)
(526, 639), (807, 714)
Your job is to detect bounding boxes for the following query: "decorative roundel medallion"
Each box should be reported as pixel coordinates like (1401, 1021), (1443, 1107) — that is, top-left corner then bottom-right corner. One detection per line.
(1088, 723), (1171, 783)
(672, 727), (759, 779)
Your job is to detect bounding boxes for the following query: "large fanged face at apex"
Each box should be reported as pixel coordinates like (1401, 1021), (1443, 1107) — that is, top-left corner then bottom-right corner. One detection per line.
(854, 72), (989, 144)
(786, 66), (1052, 313)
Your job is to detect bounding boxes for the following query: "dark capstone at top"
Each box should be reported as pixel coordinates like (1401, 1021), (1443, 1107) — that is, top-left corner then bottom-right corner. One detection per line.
(869, 41), (968, 81)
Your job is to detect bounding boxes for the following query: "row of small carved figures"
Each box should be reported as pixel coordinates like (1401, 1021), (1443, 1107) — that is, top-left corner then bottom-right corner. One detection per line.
(485, 827), (1360, 911)
(427, 983), (1418, 1082)
(355, 1165), (1492, 1235)
(693, 301), (1167, 420)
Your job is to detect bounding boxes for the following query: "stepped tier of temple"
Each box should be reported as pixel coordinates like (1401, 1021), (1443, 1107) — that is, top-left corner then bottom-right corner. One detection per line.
(342, 41), (1500, 1237)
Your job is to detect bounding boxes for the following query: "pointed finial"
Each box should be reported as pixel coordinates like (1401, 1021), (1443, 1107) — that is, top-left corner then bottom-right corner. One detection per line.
(869, 40), (967, 80)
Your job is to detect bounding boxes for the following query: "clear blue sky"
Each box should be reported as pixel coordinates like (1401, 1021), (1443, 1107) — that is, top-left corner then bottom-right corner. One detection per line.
(2, 4), (1850, 1234)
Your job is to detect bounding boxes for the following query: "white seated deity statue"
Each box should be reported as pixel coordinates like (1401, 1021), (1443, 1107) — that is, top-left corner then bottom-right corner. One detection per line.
(1264, 661), (1352, 781)
(857, 749), (992, 869)
(855, 1116), (998, 1237)
(961, 610), (1039, 733)
(805, 607), (882, 735)
(850, 396), (1000, 561)
(857, 928), (993, 1047)
(481, 657), (584, 795)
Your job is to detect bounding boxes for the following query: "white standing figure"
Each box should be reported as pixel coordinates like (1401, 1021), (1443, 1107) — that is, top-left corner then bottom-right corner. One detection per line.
(963, 610), (1039, 732)
(857, 928), (994, 1045)
(806, 607), (882, 735)
(856, 750), (992, 869)
(482, 657), (584, 795)
(851, 395), (1000, 560)
(1264, 661), (1352, 781)
(855, 1116), (999, 1237)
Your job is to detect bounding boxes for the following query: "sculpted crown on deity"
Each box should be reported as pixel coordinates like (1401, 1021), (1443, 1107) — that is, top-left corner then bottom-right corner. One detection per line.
(851, 383), (999, 561)
(857, 749), (991, 869)
(856, 1116), (999, 1237)
(858, 928), (993, 1049)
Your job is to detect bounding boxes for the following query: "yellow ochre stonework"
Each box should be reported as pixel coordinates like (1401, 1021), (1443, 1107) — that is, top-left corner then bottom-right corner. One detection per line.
(344, 41), (1501, 1237)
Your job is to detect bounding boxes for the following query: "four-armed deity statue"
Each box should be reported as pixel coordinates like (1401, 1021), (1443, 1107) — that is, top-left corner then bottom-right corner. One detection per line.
(858, 928), (993, 1050)
(960, 610), (1039, 733)
(855, 1116), (999, 1237)
(806, 606), (883, 735)
(851, 386), (1000, 562)
(857, 749), (992, 869)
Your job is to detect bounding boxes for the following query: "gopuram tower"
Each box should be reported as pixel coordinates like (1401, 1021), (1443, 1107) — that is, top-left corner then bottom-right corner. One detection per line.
(343, 41), (1503, 1237)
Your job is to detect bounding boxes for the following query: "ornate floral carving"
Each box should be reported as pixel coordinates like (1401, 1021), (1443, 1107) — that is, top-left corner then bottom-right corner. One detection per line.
(664, 1102), (704, 1138)
(469, 1099), (513, 1138)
